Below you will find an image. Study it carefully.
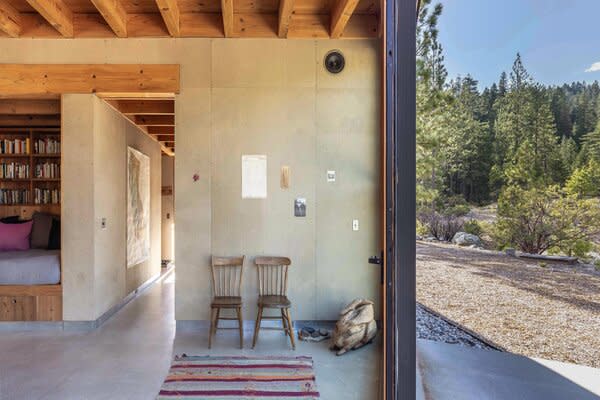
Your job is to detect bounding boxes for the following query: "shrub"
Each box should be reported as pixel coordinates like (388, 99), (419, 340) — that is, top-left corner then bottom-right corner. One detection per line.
(463, 219), (482, 236)
(418, 210), (464, 241)
(494, 185), (600, 256)
(416, 219), (429, 237)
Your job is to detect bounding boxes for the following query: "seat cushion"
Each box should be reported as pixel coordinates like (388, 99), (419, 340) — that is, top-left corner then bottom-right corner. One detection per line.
(258, 295), (291, 308)
(211, 296), (242, 307)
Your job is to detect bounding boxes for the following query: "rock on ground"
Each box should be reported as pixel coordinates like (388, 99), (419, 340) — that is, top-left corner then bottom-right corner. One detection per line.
(416, 304), (496, 351)
(452, 232), (482, 247)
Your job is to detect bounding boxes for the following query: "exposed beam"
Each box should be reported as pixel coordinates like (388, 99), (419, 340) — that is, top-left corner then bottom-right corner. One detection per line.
(0, 0), (21, 37)
(155, 0), (180, 37)
(0, 64), (180, 96)
(90, 0), (127, 37)
(101, 96), (174, 156)
(277, 0), (294, 38)
(221, 0), (234, 37)
(155, 135), (174, 141)
(0, 100), (60, 115)
(148, 126), (175, 135)
(330, 0), (360, 38)
(132, 115), (175, 126)
(112, 100), (174, 115)
(0, 115), (61, 127)
(25, 0), (74, 37)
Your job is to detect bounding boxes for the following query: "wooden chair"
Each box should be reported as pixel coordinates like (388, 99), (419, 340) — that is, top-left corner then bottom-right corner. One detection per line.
(252, 256), (295, 350)
(209, 256), (245, 349)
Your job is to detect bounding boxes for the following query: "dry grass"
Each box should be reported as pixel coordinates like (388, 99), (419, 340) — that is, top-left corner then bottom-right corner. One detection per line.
(417, 241), (600, 367)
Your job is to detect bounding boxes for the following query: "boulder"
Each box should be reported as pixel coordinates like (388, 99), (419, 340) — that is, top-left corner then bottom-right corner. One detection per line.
(452, 232), (482, 247)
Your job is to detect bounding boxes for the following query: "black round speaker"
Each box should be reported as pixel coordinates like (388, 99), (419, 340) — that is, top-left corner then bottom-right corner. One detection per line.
(324, 50), (345, 74)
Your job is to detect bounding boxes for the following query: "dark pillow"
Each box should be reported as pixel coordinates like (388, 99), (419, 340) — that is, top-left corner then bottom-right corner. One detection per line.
(1, 215), (24, 224)
(31, 212), (54, 249)
(47, 218), (61, 250)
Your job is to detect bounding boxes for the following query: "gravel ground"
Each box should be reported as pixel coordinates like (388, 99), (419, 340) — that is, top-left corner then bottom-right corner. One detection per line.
(417, 241), (600, 367)
(416, 304), (496, 350)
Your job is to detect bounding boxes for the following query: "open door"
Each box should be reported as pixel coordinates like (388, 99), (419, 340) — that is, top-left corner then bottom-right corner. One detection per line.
(381, 0), (417, 399)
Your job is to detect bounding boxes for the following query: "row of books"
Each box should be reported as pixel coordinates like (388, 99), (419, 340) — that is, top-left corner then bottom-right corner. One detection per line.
(34, 162), (60, 179)
(1, 139), (29, 155)
(33, 188), (60, 205)
(0, 162), (30, 179)
(34, 138), (60, 154)
(0, 138), (62, 155)
(0, 189), (30, 205)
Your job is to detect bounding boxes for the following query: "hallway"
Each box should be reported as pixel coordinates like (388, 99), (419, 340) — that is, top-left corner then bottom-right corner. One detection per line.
(0, 272), (380, 399)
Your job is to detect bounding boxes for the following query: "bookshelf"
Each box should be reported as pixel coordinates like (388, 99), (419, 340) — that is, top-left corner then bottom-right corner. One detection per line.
(0, 127), (61, 217)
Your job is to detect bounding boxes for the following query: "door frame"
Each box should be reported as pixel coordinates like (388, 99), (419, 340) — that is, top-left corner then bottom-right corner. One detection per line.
(383, 0), (417, 399)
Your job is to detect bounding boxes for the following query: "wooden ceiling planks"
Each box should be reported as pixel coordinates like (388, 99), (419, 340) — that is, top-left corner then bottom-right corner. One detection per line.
(103, 96), (176, 156)
(1, 0), (379, 39)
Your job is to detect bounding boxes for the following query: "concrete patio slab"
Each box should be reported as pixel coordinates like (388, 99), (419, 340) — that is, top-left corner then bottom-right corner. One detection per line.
(418, 339), (600, 400)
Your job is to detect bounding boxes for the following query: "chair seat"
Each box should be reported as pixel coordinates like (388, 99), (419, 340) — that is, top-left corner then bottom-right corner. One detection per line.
(211, 296), (242, 307)
(258, 295), (291, 308)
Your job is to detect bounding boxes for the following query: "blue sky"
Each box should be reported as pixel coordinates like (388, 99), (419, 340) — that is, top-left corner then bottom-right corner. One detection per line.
(437, 0), (600, 89)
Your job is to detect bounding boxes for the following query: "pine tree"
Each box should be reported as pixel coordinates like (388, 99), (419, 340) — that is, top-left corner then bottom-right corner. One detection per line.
(498, 72), (508, 97)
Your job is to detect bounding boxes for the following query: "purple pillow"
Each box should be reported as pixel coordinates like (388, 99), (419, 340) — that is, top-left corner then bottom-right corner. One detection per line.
(0, 221), (33, 251)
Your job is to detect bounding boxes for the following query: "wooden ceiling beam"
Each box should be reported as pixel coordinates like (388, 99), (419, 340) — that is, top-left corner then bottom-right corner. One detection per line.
(0, 115), (61, 127)
(148, 126), (174, 135)
(330, 0), (360, 38)
(221, 0), (234, 37)
(155, 0), (180, 37)
(278, 0), (294, 38)
(25, 0), (74, 37)
(0, 64), (180, 96)
(0, 0), (21, 37)
(111, 100), (174, 115)
(90, 0), (128, 37)
(0, 100), (60, 115)
(155, 134), (175, 141)
(132, 115), (175, 126)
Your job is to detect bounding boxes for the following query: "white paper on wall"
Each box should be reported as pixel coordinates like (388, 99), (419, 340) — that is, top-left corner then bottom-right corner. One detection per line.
(242, 155), (267, 199)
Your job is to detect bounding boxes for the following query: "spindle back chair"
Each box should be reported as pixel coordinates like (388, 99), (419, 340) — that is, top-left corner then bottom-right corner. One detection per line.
(252, 256), (295, 349)
(209, 256), (245, 349)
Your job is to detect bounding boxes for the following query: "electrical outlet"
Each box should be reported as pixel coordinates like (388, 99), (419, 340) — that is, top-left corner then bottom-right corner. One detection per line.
(352, 219), (359, 231)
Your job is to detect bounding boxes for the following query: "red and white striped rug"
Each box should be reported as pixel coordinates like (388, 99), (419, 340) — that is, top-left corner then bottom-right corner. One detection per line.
(157, 355), (320, 399)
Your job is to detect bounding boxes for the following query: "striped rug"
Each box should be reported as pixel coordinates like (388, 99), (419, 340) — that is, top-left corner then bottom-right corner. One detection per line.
(157, 355), (320, 399)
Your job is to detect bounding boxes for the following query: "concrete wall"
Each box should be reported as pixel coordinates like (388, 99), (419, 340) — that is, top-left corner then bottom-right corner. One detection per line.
(61, 94), (161, 321)
(125, 116), (162, 295)
(161, 156), (175, 261)
(1, 38), (380, 322)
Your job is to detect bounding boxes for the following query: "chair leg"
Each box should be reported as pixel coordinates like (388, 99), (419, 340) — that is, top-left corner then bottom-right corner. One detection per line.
(215, 308), (221, 330)
(252, 306), (263, 349)
(236, 307), (244, 349)
(285, 308), (296, 350)
(208, 307), (217, 349)
(281, 309), (289, 336)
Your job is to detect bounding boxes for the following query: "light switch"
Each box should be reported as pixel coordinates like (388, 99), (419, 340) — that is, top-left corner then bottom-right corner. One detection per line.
(352, 219), (359, 231)
(327, 170), (336, 182)
(101, 218), (107, 229)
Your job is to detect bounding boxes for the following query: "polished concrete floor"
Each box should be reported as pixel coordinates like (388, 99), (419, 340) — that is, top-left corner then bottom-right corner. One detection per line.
(0, 272), (381, 400)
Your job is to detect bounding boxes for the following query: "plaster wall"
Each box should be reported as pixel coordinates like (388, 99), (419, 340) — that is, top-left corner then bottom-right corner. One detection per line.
(1, 38), (380, 321)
